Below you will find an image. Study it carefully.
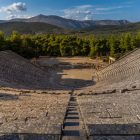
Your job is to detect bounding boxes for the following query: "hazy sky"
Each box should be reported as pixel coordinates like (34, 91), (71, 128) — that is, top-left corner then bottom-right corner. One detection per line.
(0, 0), (139, 21)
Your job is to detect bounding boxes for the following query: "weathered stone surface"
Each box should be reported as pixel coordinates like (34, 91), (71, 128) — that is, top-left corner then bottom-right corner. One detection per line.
(0, 92), (70, 139)
(0, 134), (61, 140)
(89, 136), (140, 140)
(0, 51), (50, 89)
(1, 48), (140, 140)
(78, 91), (140, 136)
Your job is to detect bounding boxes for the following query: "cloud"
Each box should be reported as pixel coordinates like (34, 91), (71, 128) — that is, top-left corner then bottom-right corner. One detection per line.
(63, 5), (94, 20)
(7, 14), (31, 19)
(0, 2), (28, 19)
(63, 3), (132, 21)
(0, 2), (26, 14)
(95, 5), (131, 11)
(76, 5), (93, 9)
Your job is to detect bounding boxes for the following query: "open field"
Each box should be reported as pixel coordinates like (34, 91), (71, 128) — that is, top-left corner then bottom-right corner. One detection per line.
(36, 57), (106, 90)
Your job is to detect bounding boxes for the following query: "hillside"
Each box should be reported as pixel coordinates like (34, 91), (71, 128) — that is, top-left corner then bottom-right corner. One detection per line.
(0, 21), (139, 36)
(80, 22), (140, 35)
(21, 15), (129, 29)
(1, 14), (138, 35)
(0, 22), (66, 35)
(0, 21), (139, 35)
(0, 20), (6, 23)
(0, 14), (129, 30)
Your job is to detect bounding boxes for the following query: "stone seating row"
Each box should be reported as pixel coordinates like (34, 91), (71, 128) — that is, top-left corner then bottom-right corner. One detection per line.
(0, 93), (70, 139)
(77, 91), (140, 137)
(96, 49), (140, 84)
(0, 51), (49, 89)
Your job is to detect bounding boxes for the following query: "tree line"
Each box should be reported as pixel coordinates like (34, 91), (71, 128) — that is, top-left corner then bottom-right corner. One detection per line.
(0, 31), (140, 59)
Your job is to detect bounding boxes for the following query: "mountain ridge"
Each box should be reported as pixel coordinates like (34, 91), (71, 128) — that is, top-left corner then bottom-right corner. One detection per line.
(0, 14), (130, 29)
(0, 22), (67, 35)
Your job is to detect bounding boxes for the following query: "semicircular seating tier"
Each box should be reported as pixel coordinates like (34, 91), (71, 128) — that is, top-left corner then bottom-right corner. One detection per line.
(0, 50), (50, 89)
(93, 48), (140, 91)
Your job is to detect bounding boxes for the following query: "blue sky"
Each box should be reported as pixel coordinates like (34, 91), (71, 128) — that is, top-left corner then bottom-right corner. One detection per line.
(0, 0), (139, 21)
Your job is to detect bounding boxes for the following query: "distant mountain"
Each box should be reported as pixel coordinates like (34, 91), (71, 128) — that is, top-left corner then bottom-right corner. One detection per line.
(0, 22), (66, 35)
(10, 18), (26, 22)
(0, 21), (139, 36)
(8, 14), (130, 29)
(0, 20), (6, 23)
(0, 14), (137, 35)
(79, 22), (140, 35)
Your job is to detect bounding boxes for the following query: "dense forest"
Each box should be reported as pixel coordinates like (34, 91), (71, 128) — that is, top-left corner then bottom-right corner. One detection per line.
(0, 31), (140, 59)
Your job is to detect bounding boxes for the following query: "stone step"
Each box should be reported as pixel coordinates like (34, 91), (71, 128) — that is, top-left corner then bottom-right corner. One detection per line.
(62, 136), (86, 140)
(62, 95), (87, 140)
